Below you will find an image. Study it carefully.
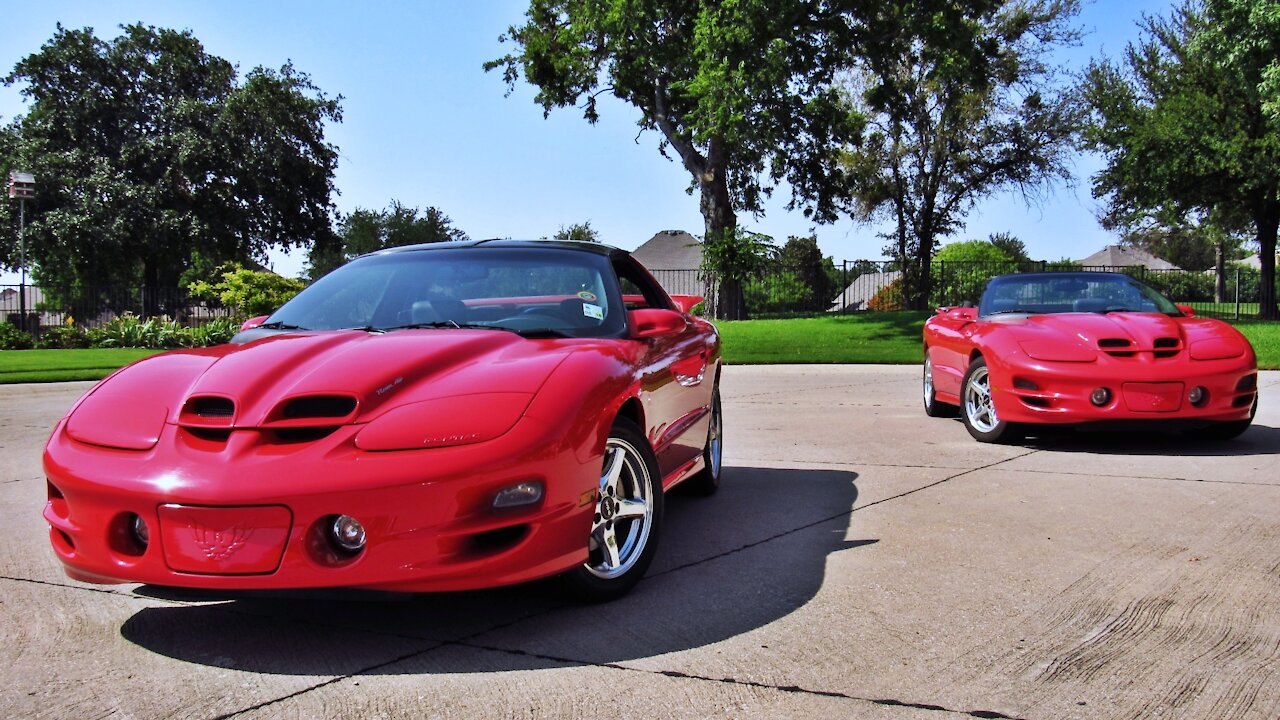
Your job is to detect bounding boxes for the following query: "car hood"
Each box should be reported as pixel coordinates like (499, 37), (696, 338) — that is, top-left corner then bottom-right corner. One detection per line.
(71, 330), (575, 430)
(994, 312), (1251, 361)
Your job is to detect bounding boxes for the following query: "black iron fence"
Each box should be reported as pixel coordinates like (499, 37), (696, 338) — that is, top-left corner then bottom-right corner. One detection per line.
(647, 261), (1276, 320)
(1, 285), (234, 334)
(3, 262), (1274, 334)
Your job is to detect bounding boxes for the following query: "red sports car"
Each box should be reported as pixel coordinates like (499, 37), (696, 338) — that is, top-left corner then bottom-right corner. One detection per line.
(922, 272), (1258, 443)
(44, 240), (722, 601)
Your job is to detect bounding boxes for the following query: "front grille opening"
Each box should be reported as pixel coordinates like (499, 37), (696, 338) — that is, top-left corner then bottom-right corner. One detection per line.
(185, 427), (232, 443)
(1020, 396), (1050, 408)
(467, 525), (529, 555)
(273, 426), (340, 443)
(1237, 374), (1258, 391)
(1013, 377), (1039, 390)
(1233, 395), (1255, 408)
(52, 528), (75, 553)
(47, 481), (69, 520)
(189, 396), (235, 418)
(282, 396), (357, 420)
(47, 480), (64, 500)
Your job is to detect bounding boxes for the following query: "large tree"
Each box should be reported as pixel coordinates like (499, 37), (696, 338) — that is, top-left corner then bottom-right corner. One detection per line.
(0, 24), (341, 303)
(307, 201), (468, 279)
(1082, 0), (1280, 318)
(842, 0), (1083, 310)
(486, 1), (872, 319)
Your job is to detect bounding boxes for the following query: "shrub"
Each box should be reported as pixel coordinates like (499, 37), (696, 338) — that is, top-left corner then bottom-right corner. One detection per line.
(188, 264), (305, 316)
(91, 314), (186, 349)
(0, 322), (34, 350)
(35, 325), (92, 349)
(868, 279), (906, 311)
(185, 317), (241, 347)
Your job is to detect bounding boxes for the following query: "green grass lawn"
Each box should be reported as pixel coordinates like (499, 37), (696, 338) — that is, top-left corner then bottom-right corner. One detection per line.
(0, 348), (163, 383)
(718, 311), (1280, 370)
(718, 311), (930, 364)
(1, 313), (1277, 383)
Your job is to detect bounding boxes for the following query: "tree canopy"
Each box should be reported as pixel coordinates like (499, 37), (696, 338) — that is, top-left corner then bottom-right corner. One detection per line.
(553, 221), (600, 243)
(1082, 0), (1280, 318)
(0, 23), (341, 298)
(487, 0), (869, 318)
(307, 201), (469, 279)
(842, 0), (1083, 310)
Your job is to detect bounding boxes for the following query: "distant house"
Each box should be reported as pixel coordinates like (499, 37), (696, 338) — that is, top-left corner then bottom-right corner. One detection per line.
(1074, 245), (1180, 270)
(830, 270), (901, 312)
(631, 230), (707, 297)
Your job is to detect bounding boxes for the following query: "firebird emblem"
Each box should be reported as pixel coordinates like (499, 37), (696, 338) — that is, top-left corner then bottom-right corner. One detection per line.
(189, 522), (254, 560)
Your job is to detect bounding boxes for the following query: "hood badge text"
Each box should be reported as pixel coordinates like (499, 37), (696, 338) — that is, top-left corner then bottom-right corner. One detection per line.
(376, 376), (405, 396)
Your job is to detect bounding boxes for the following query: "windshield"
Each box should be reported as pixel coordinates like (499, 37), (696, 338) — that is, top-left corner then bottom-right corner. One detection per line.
(265, 247), (626, 338)
(978, 273), (1182, 317)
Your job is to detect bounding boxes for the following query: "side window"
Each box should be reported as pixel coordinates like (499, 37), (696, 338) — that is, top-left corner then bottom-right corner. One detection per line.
(614, 259), (672, 310)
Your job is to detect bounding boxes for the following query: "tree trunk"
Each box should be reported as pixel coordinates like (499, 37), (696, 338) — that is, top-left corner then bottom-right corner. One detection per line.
(1213, 238), (1226, 304)
(700, 163), (745, 320)
(1256, 199), (1279, 320)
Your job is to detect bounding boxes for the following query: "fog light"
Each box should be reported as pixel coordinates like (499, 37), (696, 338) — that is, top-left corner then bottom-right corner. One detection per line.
(1188, 386), (1206, 406)
(132, 514), (150, 547)
(330, 515), (366, 552)
(493, 481), (544, 509)
(1090, 387), (1111, 407)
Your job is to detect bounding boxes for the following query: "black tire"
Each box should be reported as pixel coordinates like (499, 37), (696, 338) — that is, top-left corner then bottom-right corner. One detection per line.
(923, 353), (957, 418)
(1200, 395), (1257, 441)
(561, 416), (664, 602)
(683, 385), (723, 496)
(960, 356), (1022, 443)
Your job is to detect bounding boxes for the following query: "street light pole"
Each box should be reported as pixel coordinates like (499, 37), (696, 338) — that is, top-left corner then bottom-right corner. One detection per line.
(7, 171), (36, 333)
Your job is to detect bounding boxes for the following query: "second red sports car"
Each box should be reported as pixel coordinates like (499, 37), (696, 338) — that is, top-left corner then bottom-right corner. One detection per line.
(923, 272), (1258, 443)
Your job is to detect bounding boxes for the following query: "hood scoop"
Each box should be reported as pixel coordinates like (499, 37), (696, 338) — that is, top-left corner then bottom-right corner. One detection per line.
(1097, 336), (1182, 359)
(279, 395), (358, 421)
(180, 396), (236, 427)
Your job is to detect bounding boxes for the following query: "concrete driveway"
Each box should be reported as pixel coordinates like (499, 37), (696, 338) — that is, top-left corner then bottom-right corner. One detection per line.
(2, 366), (1277, 719)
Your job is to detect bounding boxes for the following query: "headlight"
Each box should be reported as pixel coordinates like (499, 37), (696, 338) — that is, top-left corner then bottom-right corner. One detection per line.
(1018, 340), (1097, 363)
(1188, 337), (1246, 361)
(354, 392), (534, 451)
(65, 393), (168, 450)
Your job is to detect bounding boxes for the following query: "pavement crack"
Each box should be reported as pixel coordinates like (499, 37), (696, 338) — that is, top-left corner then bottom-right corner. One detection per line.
(454, 639), (1027, 719)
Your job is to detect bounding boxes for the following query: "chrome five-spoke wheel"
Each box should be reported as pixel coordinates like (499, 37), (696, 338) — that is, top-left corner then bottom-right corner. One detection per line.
(960, 357), (1019, 443)
(585, 436), (655, 579)
(563, 416), (663, 601)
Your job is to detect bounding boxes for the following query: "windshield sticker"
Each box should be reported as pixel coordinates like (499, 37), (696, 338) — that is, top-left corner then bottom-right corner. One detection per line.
(582, 303), (605, 320)
(577, 290), (597, 302)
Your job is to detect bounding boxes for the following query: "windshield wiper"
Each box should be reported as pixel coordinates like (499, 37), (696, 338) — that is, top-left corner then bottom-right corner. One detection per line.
(512, 327), (573, 338)
(378, 321), (502, 332)
(984, 309), (1036, 316)
(257, 321), (308, 330)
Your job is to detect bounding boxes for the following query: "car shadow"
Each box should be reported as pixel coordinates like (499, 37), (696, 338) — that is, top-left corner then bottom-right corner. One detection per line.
(1016, 422), (1280, 457)
(119, 466), (868, 674)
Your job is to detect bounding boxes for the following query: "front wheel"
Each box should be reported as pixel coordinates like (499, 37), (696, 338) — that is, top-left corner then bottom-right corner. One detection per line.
(961, 357), (1021, 444)
(923, 354), (957, 418)
(683, 385), (723, 495)
(561, 417), (663, 601)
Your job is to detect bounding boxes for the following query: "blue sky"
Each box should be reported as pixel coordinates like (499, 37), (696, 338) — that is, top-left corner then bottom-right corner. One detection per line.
(2, 0), (1176, 282)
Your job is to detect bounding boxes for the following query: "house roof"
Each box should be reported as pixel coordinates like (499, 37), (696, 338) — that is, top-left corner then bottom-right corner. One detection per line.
(1074, 244), (1180, 270)
(830, 270), (901, 312)
(630, 230), (703, 271)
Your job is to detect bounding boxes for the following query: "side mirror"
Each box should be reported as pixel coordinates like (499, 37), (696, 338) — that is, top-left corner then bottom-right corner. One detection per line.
(670, 294), (704, 314)
(629, 308), (686, 339)
(1176, 304), (1195, 318)
(240, 315), (269, 331)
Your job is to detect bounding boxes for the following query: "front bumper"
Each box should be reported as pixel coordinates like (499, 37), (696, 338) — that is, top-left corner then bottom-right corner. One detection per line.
(43, 416), (599, 593)
(990, 354), (1257, 427)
